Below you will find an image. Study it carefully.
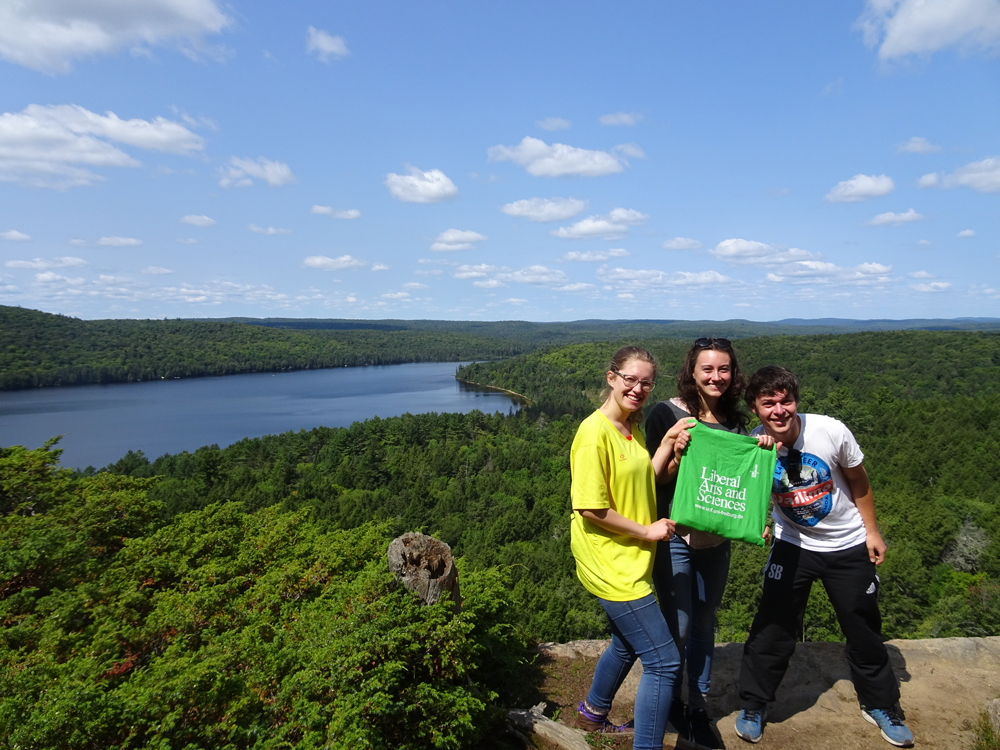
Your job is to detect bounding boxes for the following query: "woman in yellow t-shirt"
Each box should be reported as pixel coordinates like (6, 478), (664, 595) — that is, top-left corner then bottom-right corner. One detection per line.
(570, 346), (694, 749)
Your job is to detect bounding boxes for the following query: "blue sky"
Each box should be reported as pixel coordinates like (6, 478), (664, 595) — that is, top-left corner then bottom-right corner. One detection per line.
(1, 1), (998, 322)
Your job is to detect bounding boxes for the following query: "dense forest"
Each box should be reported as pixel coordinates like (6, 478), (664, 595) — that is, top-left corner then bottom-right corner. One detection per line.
(0, 306), (528, 389)
(2, 328), (999, 747)
(5, 304), (1000, 390)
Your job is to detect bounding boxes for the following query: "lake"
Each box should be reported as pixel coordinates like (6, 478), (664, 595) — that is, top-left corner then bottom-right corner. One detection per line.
(0, 362), (521, 469)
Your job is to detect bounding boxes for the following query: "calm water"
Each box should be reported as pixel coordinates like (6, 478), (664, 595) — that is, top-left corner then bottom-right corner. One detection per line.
(0, 363), (520, 469)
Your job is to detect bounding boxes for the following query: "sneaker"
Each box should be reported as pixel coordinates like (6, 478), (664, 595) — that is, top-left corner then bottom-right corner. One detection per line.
(669, 698), (690, 737)
(861, 706), (914, 747)
(573, 701), (634, 734)
(687, 707), (723, 749)
(734, 708), (766, 743)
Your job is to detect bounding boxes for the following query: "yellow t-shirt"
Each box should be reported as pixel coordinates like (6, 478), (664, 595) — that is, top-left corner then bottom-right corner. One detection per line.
(570, 410), (657, 601)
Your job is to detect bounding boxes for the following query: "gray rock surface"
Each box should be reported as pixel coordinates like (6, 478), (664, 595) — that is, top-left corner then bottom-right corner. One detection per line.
(521, 637), (1000, 749)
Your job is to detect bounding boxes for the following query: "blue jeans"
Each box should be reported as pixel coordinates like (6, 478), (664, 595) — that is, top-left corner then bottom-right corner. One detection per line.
(653, 536), (731, 703)
(587, 593), (681, 750)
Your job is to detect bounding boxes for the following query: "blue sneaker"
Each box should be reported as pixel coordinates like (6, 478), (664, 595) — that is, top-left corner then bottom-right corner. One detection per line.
(862, 706), (914, 747)
(734, 708), (766, 743)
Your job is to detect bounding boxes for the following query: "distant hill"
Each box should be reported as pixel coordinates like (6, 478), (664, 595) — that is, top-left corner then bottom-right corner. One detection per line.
(774, 317), (1000, 331)
(200, 315), (1000, 336)
(5, 304), (1000, 390)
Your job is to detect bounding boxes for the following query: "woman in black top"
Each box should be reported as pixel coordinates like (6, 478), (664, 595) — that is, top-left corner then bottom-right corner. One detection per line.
(645, 337), (769, 749)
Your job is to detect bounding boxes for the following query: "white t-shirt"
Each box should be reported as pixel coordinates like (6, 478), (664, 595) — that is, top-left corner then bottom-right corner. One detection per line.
(751, 413), (867, 552)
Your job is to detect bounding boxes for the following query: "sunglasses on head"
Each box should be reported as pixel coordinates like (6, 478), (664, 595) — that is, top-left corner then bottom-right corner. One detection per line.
(694, 337), (732, 349)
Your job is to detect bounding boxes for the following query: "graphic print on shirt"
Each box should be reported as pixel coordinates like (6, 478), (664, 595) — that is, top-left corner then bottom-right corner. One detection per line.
(772, 450), (834, 527)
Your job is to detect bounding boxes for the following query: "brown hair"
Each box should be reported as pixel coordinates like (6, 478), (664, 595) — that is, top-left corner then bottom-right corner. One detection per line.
(602, 346), (658, 424)
(676, 339), (748, 428)
(745, 365), (800, 408)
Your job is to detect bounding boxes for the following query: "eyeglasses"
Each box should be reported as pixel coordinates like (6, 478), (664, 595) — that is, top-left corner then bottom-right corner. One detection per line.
(694, 337), (732, 349)
(612, 370), (656, 391)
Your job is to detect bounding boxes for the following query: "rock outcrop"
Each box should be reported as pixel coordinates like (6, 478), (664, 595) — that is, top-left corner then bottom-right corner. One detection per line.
(515, 636), (1000, 749)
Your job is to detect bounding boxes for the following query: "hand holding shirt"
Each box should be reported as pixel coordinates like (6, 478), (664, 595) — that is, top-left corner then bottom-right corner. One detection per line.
(672, 422), (777, 547)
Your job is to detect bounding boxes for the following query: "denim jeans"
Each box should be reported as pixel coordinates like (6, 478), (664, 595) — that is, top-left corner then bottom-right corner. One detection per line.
(587, 593), (681, 750)
(653, 536), (731, 705)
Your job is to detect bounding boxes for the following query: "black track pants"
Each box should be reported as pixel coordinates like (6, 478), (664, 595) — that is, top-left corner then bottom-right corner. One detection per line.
(738, 539), (900, 710)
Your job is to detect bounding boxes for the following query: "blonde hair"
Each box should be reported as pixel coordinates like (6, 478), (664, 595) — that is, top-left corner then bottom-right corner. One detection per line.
(601, 346), (658, 424)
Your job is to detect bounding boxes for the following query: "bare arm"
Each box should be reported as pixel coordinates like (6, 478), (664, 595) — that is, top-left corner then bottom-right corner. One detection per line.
(652, 417), (696, 480)
(578, 508), (676, 542)
(843, 462), (886, 564)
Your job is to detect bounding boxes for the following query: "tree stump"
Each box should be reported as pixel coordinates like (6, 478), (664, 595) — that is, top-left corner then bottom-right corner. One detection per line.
(387, 533), (461, 611)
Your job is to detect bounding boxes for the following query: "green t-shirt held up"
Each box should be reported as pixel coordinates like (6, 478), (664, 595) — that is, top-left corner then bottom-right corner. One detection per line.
(671, 422), (777, 547)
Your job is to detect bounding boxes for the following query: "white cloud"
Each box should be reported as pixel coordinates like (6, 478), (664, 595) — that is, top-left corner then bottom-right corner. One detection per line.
(822, 78), (845, 96)
(312, 206), (361, 219)
(897, 136), (942, 153)
(552, 217), (628, 240)
(562, 248), (630, 262)
(552, 208), (648, 240)
(473, 279), (506, 289)
(607, 208), (649, 225)
(868, 208), (924, 225)
(500, 197), (587, 222)
(303, 255), (367, 271)
(2, 230), (31, 241)
(306, 26), (349, 62)
(487, 136), (625, 177)
(97, 236), (142, 247)
(909, 270), (933, 278)
(858, 262), (893, 274)
(431, 228), (487, 252)
(958, 229), (976, 237)
(857, 0), (1000, 60)
(219, 157), (295, 188)
(599, 112), (643, 126)
(142, 266), (174, 275)
(250, 224), (291, 235)
(663, 237), (703, 250)
(371, 263), (390, 271)
(0, 104), (204, 188)
(177, 238), (198, 245)
(455, 264), (503, 279)
(401, 282), (427, 289)
(181, 214), (215, 227)
(825, 173), (895, 202)
(6, 256), (86, 269)
(496, 265), (568, 285)
(911, 281), (952, 292)
(766, 260), (893, 286)
(385, 166), (458, 203)
(537, 117), (571, 131)
(711, 238), (817, 265)
(597, 266), (735, 290)
(35, 271), (84, 284)
(20, 276), (295, 307)
(381, 291), (410, 299)
(942, 157), (1000, 193)
(0, 0), (232, 74)
(556, 282), (597, 292)
(918, 172), (940, 187)
(917, 239), (932, 245)
(612, 143), (647, 160)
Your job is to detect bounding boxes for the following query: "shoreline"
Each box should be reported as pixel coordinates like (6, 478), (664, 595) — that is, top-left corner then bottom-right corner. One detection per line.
(456, 379), (534, 406)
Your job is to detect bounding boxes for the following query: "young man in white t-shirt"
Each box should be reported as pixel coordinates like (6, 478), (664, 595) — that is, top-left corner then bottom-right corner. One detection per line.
(733, 366), (913, 748)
